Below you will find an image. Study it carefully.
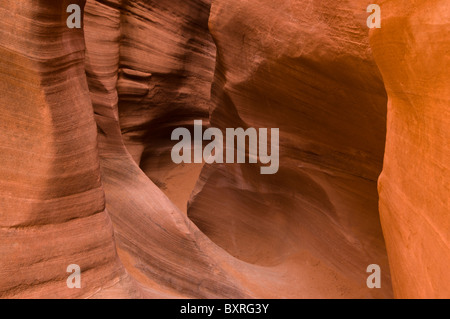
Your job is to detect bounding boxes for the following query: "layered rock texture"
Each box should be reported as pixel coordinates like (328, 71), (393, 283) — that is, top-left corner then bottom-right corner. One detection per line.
(0, 0), (448, 299)
(370, 0), (450, 298)
(0, 0), (134, 298)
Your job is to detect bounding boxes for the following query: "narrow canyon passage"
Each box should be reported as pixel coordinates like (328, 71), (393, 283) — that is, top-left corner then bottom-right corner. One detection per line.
(0, 0), (448, 299)
(93, 0), (393, 298)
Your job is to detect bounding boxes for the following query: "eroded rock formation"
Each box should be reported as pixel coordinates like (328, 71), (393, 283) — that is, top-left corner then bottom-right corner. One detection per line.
(0, 0), (134, 298)
(370, 0), (450, 298)
(116, 0), (216, 212)
(0, 0), (448, 299)
(188, 0), (393, 298)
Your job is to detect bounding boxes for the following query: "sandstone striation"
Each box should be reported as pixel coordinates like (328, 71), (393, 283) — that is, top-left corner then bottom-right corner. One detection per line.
(188, 0), (393, 298)
(84, 0), (249, 298)
(370, 0), (450, 298)
(0, 0), (447, 299)
(116, 0), (216, 212)
(0, 0), (136, 298)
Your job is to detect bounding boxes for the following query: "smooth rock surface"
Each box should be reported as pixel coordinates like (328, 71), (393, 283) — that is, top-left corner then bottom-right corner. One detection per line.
(1, 0), (447, 299)
(84, 0), (249, 298)
(188, 0), (393, 298)
(116, 0), (216, 213)
(370, 0), (450, 299)
(0, 0), (136, 298)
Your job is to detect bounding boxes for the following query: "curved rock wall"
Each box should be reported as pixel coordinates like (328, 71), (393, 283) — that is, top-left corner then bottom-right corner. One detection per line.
(84, 0), (249, 298)
(188, 0), (393, 298)
(0, 0), (129, 298)
(370, 0), (450, 298)
(0, 0), (447, 299)
(117, 0), (216, 212)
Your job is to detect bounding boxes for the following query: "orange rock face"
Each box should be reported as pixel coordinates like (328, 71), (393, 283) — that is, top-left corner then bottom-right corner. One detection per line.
(83, 0), (249, 298)
(115, 0), (216, 212)
(188, 0), (392, 298)
(370, 0), (450, 298)
(0, 0), (448, 299)
(0, 0), (133, 298)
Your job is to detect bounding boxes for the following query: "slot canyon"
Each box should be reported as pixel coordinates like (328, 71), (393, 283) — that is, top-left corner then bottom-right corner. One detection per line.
(0, 0), (448, 299)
